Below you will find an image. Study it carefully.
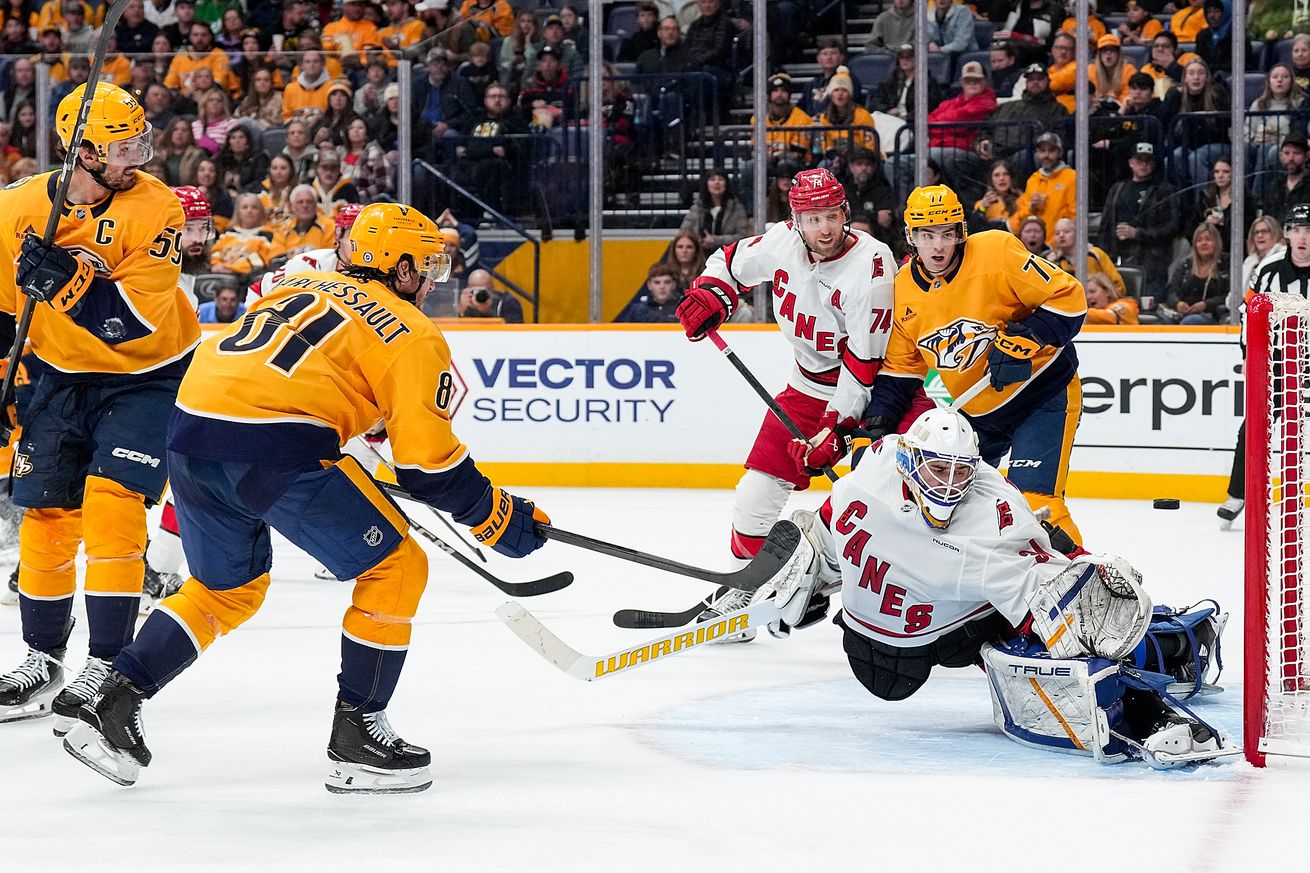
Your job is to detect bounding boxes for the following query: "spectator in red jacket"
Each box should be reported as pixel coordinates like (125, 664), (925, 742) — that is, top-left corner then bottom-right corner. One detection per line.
(926, 61), (997, 205)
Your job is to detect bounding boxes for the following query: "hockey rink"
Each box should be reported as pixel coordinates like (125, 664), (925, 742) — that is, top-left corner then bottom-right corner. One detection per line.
(2, 487), (1306, 872)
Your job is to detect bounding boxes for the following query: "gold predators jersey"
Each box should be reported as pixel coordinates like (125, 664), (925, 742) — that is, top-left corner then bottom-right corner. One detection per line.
(883, 230), (1086, 417)
(171, 269), (483, 513)
(0, 171), (200, 376)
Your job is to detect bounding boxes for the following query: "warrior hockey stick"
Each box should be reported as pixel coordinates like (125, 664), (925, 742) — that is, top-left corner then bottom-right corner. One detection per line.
(706, 330), (839, 482)
(0, 0), (130, 442)
(540, 519), (801, 592)
(497, 599), (784, 682)
(351, 436), (488, 563)
(376, 481), (573, 597)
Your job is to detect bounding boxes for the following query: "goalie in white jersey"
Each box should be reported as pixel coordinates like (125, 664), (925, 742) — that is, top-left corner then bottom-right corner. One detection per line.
(675, 168), (930, 638)
(764, 408), (1236, 768)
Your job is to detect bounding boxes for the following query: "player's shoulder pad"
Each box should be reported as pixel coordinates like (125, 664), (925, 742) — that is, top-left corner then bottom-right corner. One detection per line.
(130, 173), (186, 228)
(2, 175), (34, 192)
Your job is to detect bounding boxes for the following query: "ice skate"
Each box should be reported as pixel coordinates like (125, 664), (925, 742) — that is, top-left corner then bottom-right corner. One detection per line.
(139, 563), (184, 616)
(0, 646), (64, 723)
(1139, 718), (1237, 768)
(0, 566), (16, 606)
(62, 672), (151, 787)
(1216, 497), (1243, 530)
(51, 657), (114, 737)
(325, 702), (432, 794)
(695, 586), (757, 643)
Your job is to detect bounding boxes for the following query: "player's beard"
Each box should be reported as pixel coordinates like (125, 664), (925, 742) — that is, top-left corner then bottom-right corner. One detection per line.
(182, 248), (211, 275)
(86, 160), (139, 192)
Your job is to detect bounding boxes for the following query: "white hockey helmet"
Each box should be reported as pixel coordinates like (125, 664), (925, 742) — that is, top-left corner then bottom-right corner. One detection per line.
(895, 408), (981, 530)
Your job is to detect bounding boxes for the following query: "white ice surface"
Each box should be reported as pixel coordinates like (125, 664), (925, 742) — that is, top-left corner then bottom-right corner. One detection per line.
(1, 490), (1307, 872)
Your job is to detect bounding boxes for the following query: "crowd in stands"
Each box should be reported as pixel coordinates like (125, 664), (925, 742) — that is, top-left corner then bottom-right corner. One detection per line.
(0, 1), (1302, 328)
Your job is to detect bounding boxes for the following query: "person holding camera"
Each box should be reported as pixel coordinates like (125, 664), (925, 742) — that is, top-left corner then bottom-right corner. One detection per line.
(459, 268), (523, 322)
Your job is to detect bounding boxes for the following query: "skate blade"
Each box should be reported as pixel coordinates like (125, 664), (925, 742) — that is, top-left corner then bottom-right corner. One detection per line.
(63, 723), (141, 787)
(52, 714), (77, 737)
(0, 592), (17, 607)
(325, 762), (432, 794)
(0, 695), (57, 723)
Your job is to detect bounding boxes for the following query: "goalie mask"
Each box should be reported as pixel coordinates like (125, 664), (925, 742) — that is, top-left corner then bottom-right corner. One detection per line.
(895, 408), (980, 530)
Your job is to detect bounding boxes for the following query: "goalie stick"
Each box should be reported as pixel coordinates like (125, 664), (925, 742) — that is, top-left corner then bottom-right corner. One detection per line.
(498, 599), (785, 682)
(377, 481), (572, 597)
(541, 519), (801, 592)
(0, 0), (130, 442)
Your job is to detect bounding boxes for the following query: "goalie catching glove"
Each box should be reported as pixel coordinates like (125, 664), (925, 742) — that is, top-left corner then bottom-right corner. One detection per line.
(675, 277), (738, 341)
(454, 486), (550, 559)
(16, 234), (93, 313)
(1027, 553), (1152, 660)
(788, 410), (856, 476)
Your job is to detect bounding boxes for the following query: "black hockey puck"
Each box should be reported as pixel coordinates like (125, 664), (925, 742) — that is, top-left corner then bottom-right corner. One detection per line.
(1152, 498), (1181, 510)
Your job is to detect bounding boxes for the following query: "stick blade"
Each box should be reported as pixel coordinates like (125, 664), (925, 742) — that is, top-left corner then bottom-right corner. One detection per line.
(495, 602), (592, 680)
(611, 605), (702, 629)
(730, 520), (802, 591)
(486, 570), (574, 597)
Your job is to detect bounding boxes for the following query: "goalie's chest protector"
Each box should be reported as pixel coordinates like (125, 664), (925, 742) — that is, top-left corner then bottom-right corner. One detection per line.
(726, 224), (894, 384)
(829, 444), (1056, 646)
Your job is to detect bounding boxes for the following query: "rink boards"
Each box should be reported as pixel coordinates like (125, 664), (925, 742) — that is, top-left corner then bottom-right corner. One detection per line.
(428, 323), (1240, 501)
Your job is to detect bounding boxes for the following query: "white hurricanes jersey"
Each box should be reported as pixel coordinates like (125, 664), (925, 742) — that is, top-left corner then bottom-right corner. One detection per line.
(698, 223), (897, 420)
(823, 439), (1073, 647)
(252, 248), (339, 297)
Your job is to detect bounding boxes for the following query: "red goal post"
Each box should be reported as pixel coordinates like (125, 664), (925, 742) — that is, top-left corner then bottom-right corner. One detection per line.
(1245, 292), (1310, 767)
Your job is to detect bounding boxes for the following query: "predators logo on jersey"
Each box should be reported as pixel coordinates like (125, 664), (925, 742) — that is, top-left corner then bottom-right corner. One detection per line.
(916, 317), (998, 371)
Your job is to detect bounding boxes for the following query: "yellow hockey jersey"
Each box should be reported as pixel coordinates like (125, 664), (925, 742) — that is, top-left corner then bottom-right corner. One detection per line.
(0, 171), (200, 377)
(170, 270), (490, 517)
(877, 229), (1086, 418)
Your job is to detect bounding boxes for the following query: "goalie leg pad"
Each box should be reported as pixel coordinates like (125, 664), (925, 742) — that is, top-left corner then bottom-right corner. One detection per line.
(1028, 554), (1153, 660)
(753, 509), (841, 638)
(1130, 601), (1227, 699)
(982, 640), (1131, 763)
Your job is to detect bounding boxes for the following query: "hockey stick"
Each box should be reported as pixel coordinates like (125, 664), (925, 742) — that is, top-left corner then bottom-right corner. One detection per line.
(706, 330), (839, 482)
(615, 377), (995, 630)
(497, 599), (784, 682)
(540, 519), (801, 592)
(0, 0), (130, 443)
(376, 481), (572, 597)
(351, 436), (488, 563)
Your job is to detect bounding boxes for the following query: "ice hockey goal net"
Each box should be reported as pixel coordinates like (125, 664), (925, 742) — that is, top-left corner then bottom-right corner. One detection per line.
(1246, 292), (1310, 767)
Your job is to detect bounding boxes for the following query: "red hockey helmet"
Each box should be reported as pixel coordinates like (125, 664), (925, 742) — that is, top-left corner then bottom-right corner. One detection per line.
(335, 202), (365, 231)
(788, 168), (847, 213)
(172, 185), (212, 221)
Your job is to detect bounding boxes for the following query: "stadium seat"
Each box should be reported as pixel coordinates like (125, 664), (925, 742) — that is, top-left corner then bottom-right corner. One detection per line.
(603, 33), (621, 61)
(1121, 44), (1147, 69)
(1118, 266), (1144, 299)
(974, 20), (994, 49)
(849, 53), (894, 91)
(928, 52), (950, 84)
(1243, 72), (1268, 105)
(193, 274), (240, 303)
(1272, 38), (1294, 68)
(608, 5), (636, 37)
(261, 127), (286, 157)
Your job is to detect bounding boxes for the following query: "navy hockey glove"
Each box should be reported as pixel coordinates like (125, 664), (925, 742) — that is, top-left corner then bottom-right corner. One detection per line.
(986, 321), (1043, 390)
(16, 234), (92, 312)
(675, 276), (737, 341)
(459, 487), (550, 558)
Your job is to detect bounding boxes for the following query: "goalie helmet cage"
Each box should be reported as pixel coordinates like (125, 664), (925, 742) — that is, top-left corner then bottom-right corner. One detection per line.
(1245, 293), (1310, 767)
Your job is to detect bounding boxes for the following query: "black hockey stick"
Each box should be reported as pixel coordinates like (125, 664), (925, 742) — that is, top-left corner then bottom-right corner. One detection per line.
(0, 0), (130, 443)
(706, 330), (839, 482)
(612, 588), (723, 629)
(352, 436), (488, 563)
(539, 520), (801, 593)
(377, 481), (573, 597)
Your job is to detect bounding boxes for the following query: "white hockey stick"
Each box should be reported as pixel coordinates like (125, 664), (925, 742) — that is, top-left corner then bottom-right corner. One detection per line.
(496, 600), (783, 682)
(946, 376), (989, 412)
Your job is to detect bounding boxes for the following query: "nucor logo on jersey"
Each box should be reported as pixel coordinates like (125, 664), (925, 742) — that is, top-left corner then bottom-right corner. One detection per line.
(593, 614), (750, 677)
(917, 317), (998, 370)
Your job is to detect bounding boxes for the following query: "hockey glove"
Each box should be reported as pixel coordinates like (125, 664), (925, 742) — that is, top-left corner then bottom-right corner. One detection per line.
(16, 234), (93, 313)
(675, 277), (738, 341)
(787, 410), (855, 476)
(459, 486), (550, 558)
(986, 321), (1043, 391)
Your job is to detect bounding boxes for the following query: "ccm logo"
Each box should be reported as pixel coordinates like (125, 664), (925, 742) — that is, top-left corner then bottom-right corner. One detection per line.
(112, 448), (161, 468)
(1009, 459), (1043, 468)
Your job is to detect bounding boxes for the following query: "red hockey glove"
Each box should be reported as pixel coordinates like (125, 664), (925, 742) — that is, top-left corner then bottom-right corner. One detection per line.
(788, 410), (855, 477)
(675, 277), (738, 341)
